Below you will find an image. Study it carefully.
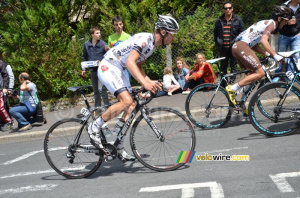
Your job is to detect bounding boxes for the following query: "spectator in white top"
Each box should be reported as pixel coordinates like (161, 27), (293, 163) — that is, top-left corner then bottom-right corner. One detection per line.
(163, 67), (180, 96)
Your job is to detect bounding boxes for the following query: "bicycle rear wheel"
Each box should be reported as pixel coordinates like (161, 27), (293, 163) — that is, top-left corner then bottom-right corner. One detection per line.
(44, 118), (103, 179)
(249, 82), (300, 136)
(130, 107), (195, 171)
(185, 83), (233, 129)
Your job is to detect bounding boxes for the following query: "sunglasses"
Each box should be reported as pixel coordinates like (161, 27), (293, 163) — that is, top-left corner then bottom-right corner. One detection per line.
(167, 31), (177, 37)
(223, 7), (232, 10)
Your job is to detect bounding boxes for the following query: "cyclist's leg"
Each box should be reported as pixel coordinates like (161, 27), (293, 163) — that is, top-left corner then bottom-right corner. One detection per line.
(232, 41), (265, 87)
(93, 60), (133, 130)
(96, 61), (135, 160)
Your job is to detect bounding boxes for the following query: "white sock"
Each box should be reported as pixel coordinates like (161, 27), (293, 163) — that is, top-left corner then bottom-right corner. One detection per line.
(231, 83), (240, 91)
(92, 117), (105, 132)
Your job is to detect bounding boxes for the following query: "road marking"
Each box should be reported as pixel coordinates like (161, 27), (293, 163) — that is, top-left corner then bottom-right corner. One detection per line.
(198, 146), (248, 155)
(270, 171), (300, 193)
(1, 147), (66, 166)
(0, 170), (55, 179)
(0, 166), (87, 179)
(0, 184), (57, 195)
(140, 182), (224, 198)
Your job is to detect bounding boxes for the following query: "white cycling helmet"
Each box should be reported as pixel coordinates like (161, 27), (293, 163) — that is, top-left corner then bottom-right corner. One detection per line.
(155, 14), (179, 31)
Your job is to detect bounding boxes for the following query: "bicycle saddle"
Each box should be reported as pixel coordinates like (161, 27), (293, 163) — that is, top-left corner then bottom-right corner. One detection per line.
(278, 49), (300, 58)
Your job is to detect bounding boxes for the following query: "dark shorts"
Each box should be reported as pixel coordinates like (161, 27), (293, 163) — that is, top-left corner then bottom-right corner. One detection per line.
(232, 41), (262, 71)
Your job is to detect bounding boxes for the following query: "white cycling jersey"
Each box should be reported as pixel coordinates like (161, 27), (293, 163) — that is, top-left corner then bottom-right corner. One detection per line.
(104, 33), (156, 68)
(235, 20), (276, 48)
(98, 32), (156, 96)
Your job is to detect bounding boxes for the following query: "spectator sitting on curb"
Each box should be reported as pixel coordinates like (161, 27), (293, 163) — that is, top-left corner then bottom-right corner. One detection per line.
(9, 73), (39, 132)
(174, 57), (190, 92)
(182, 53), (215, 95)
(163, 67), (181, 96)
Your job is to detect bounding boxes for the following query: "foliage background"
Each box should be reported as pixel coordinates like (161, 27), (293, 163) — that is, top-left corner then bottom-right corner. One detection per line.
(0, 0), (281, 100)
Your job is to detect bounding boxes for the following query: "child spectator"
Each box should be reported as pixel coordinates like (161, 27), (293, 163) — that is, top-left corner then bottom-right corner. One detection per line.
(174, 57), (190, 91)
(182, 53), (215, 94)
(163, 67), (181, 96)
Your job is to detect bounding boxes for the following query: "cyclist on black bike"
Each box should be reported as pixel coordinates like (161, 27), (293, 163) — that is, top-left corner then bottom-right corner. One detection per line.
(88, 15), (179, 161)
(226, 6), (292, 107)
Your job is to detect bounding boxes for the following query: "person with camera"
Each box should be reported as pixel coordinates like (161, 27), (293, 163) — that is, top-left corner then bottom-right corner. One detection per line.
(9, 72), (39, 132)
(0, 60), (12, 131)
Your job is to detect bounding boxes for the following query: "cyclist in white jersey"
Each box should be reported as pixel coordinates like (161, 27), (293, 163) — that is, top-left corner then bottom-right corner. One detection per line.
(88, 15), (179, 161)
(226, 5), (292, 106)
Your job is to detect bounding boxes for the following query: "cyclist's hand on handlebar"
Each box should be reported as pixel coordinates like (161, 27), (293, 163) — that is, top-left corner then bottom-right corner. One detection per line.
(273, 54), (284, 65)
(81, 70), (86, 77)
(143, 81), (161, 94)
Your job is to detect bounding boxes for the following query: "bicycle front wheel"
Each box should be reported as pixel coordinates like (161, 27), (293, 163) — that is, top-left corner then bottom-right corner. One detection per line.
(130, 107), (195, 172)
(185, 83), (232, 129)
(249, 82), (300, 136)
(44, 118), (103, 179)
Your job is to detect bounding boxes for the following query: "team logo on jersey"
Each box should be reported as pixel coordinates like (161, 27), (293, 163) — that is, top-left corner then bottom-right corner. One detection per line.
(101, 65), (109, 72)
(141, 42), (147, 48)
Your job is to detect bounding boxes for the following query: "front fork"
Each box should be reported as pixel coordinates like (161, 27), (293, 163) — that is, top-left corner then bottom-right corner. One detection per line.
(141, 107), (165, 142)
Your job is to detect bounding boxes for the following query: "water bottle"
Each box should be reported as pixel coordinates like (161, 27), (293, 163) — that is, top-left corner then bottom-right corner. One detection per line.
(112, 118), (125, 136)
(101, 123), (112, 137)
(272, 77), (280, 82)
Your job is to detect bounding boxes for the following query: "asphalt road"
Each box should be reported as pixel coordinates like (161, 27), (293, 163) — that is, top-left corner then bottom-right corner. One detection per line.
(1, 116), (300, 198)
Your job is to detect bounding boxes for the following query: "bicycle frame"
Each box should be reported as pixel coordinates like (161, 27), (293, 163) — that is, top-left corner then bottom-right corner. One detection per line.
(113, 93), (163, 148)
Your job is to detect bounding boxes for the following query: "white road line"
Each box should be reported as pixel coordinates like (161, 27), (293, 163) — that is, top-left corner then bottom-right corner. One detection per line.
(270, 171), (300, 193)
(0, 170), (55, 179)
(0, 184), (58, 195)
(197, 146), (248, 155)
(0, 167), (86, 179)
(140, 182), (224, 198)
(1, 147), (66, 166)
(1, 150), (43, 165)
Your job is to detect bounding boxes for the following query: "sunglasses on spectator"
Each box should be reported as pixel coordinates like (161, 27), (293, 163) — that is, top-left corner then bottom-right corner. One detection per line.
(223, 7), (232, 10)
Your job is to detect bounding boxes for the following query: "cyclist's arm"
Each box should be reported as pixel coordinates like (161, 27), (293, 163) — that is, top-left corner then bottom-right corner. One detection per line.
(136, 60), (152, 83)
(126, 50), (149, 86)
(260, 22), (277, 57)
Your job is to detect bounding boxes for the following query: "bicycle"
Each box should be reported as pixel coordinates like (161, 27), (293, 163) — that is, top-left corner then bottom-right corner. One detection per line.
(248, 49), (300, 136)
(185, 56), (287, 129)
(44, 84), (196, 179)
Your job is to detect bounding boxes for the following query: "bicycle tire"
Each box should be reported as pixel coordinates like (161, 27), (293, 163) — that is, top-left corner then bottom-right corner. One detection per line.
(130, 107), (196, 171)
(185, 83), (233, 129)
(44, 118), (103, 179)
(249, 82), (300, 136)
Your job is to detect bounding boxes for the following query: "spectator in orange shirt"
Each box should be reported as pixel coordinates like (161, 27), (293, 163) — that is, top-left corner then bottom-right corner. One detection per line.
(182, 53), (215, 94)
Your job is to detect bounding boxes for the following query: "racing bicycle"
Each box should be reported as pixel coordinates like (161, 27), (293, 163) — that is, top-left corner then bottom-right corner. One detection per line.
(185, 56), (287, 129)
(248, 49), (300, 136)
(44, 84), (196, 179)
